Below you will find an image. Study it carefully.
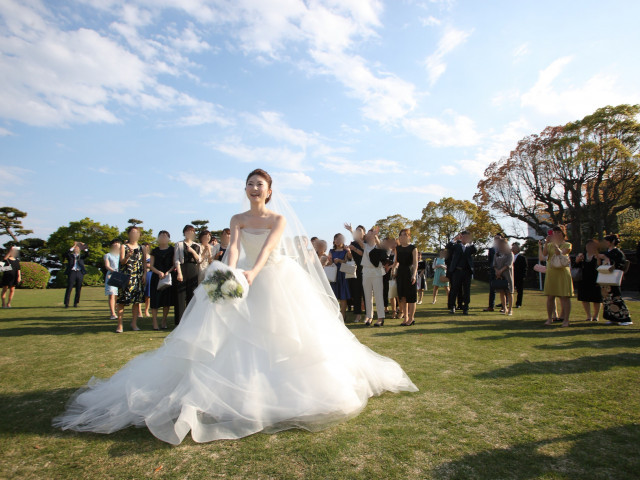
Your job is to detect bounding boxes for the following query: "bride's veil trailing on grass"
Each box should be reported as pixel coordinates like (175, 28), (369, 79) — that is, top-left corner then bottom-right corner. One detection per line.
(221, 189), (342, 322)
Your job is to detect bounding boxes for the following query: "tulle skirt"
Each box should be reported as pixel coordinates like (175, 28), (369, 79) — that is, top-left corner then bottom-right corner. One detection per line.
(52, 257), (418, 445)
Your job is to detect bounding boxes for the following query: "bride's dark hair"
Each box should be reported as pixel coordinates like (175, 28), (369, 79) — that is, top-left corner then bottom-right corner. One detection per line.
(246, 168), (273, 204)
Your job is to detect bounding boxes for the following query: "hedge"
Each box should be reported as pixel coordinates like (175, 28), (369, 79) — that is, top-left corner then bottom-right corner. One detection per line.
(16, 262), (51, 289)
(51, 264), (104, 288)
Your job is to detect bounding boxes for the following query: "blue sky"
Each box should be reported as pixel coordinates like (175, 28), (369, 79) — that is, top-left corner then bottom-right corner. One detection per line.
(1, 0), (639, 245)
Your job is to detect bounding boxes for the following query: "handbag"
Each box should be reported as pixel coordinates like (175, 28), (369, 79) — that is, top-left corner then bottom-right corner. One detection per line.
(570, 267), (582, 282)
(549, 253), (570, 269)
(342, 261), (357, 278)
(324, 264), (338, 282)
(157, 273), (172, 291)
(490, 278), (509, 290)
(106, 271), (130, 288)
(440, 275), (450, 283)
(533, 263), (547, 274)
(596, 264), (623, 286)
(388, 279), (398, 299)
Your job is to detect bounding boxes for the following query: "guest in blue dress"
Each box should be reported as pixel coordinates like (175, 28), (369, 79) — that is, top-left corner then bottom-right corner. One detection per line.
(103, 239), (121, 320)
(327, 233), (352, 321)
(431, 249), (449, 304)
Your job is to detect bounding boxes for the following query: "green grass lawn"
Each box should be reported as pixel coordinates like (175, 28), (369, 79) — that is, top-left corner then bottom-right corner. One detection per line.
(1, 283), (639, 479)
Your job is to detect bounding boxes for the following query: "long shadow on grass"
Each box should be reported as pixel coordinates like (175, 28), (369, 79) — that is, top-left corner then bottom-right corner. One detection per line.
(0, 388), (173, 452)
(432, 423), (640, 480)
(478, 324), (640, 341)
(370, 319), (551, 337)
(534, 336), (640, 350)
(474, 353), (640, 379)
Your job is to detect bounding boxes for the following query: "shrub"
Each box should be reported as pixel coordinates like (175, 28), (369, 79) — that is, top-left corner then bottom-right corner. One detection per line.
(17, 262), (50, 289)
(51, 264), (104, 288)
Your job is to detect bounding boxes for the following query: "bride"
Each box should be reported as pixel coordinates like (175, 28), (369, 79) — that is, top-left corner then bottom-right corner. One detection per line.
(53, 168), (418, 445)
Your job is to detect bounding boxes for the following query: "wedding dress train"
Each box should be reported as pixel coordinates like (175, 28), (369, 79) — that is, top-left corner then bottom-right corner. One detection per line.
(53, 228), (418, 444)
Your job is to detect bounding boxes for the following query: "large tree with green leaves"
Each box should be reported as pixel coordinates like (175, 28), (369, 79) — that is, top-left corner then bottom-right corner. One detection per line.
(374, 214), (411, 240)
(47, 217), (121, 267)
(412, 197), (501, 252)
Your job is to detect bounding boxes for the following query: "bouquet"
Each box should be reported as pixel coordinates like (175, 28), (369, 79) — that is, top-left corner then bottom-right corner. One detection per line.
(201, 264), (248, 304)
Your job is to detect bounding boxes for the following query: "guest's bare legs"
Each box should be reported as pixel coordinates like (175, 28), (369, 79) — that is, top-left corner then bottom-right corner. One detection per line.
(560, 297), (571, 327)
(339, 299), (348, 321)
(506, 292), (513, 314)
(116, 304), (124, 332)
(545, 296), (556, 325)
(108, 294), (116, 317)
(151, 308), (159, 330)
(144, 296), (151, 317)
(131, 304), (140, 329)
(407, 302), (416, 323)
(161, 306), (170, 328)
(592, 302), (601, 321)
(432, 286), (439, 303)
(581, 301), (592, 320)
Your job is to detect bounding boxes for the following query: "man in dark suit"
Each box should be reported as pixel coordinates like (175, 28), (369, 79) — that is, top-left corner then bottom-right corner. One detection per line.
(64, 241), (88, 308)
(483, 234), (504, 312)
(446, 231), (477, 314)
(512, 242), (527, 308)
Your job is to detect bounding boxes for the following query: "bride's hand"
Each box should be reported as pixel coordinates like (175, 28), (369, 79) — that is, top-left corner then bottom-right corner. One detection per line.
(243, 269), (257, 285)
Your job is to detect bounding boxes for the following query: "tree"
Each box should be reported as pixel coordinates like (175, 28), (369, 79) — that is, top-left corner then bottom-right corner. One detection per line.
(0, 207), (33, 244)
(476, 104), (640, 251)
(412, 197), (500, 252)
(374, 214), (411, 240)
(191, 219), (210, 237)
(618, 208), (640, 250)
(47, 217), (121, 269)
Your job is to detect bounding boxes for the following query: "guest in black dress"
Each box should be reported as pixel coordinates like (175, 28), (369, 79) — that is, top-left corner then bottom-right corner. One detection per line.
(575, 239), (602, 322)
(174, 225), (201, 326)
(345, 223), (365, 322)
(599, 234), (632, 326)
(1, 247), (21, 308)
(150, 230), (175, 330)
(382, 237), (395, 314)
(393, 228), (418, 326)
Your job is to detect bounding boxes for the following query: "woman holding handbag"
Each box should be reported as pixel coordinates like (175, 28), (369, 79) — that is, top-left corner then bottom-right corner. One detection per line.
(431, 249), (449, 304)
(492, 238), (514, 315)
(116, 226), (146, 333)
(598, 234), (632, 326)
(543, 225), (573, 327)
(575, 239), (602, 322)
(150, 230), (175, 330)
(326, 233), (352, 321)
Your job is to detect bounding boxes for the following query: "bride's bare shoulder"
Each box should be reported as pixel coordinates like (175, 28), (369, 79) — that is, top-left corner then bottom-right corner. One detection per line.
(267, 210), (286, 226)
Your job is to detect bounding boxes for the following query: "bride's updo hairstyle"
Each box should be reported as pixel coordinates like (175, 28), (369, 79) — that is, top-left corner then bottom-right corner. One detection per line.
(246, 168), (273, 204)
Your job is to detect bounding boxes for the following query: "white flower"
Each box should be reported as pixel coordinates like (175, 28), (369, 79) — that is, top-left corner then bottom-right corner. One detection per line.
(221, 279), (239, 296)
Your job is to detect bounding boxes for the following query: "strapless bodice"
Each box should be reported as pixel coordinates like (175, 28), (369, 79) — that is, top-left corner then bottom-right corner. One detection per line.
(240, 228), (280, 267)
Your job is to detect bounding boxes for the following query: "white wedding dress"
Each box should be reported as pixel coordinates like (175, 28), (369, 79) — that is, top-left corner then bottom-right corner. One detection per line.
(53, 228), (418, 444)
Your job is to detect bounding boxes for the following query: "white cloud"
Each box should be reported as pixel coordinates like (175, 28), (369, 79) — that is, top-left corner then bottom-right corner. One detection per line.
(403, 110), (481, 147)
(0, 166), (32, 184)
(319, 156), (403, 174)
(170, 173), (245, 203)
(272, 171), (314, 190)
(513, 42), (530, 59)
(244, 111), (320, 149)
(425, 27), (472, 86)
(0, 0), (229, 127)
(0, 127), (14, 136)
(369, 183), (448, 196)
(520, 56), (635, 118)
(420, 16), (441, 26)
(83, 200), (139, 215)
(439, 165), (458, 175)
(211, 141), (308, 171)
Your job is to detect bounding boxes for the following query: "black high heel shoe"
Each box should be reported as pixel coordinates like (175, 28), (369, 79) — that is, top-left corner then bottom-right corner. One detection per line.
(364, 319), (373, 327)
(406, 319), (415, 326)
(374, 319), (385, 327)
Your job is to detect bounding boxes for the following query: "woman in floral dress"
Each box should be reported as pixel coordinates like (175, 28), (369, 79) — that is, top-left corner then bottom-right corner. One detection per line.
(116, 226), (146, 333)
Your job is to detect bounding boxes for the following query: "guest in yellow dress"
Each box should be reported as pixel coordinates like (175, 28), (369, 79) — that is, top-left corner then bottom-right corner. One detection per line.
(542, 225), (573, 327)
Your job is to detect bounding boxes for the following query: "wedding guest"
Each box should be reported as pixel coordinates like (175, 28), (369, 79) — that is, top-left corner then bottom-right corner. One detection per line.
(64, 241), (88, 308)
(542, 225), (573, 327)
(382, 237), (396, 316)
(327, 233), (352, 321)
(432, 249), (449, 304)
(483, 234), (503, 312)
(393, 228), (418, 326)
(575, 239), (602, 322)
(1, 246), (21, 308)
(174, 225), (201, 325)
(150, 230), (175, 330)
(512, 242), (527, 308)
(345, 223), (366, 322)
(142, 242), (152, 318)
(116, 226), (146, 332)
(103, 239), (121, 320)
(361, 227), (385, 327)
(599, 234), (632, 326)
(198, 230), (214, 283)
(447, 231), (477, 315)
(416, 258), (427, 305)
(315, 239), (329, 266)
(493, 238), (514, 315)
(213, 228), (231, 261)
(538, 231), (562, 322)
(310, 237), (318, 250)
